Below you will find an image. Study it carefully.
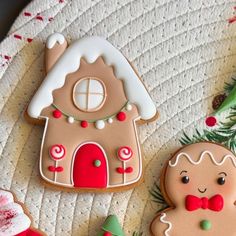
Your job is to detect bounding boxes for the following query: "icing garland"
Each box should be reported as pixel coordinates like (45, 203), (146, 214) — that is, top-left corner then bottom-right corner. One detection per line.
(169, 150), (236, 167)
(51, 101), (132, 129)
(160, 213), (172, 236)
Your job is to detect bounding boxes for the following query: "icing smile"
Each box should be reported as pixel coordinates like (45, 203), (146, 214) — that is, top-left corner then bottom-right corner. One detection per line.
(198, 188), (207, 193)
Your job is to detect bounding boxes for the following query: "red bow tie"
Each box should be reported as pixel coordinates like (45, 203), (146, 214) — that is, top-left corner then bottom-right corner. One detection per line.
(185, 194), (224, 212)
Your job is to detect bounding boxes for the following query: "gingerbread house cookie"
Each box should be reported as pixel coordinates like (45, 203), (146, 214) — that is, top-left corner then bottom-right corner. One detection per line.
(0, 189), (44, 235)
(151, 142), (236, 236)
(26, 33), (157, 191)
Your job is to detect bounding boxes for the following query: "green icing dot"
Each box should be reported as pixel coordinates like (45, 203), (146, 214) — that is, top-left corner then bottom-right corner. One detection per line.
(200, 220), (211, 230)
(94, 160), (101, 167)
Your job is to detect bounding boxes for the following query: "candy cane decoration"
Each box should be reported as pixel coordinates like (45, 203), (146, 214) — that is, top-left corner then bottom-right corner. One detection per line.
(117, 146), (133, 184)
(50, 144), (65, 160)
(49, 144), (66, 182)
(118, 146), (133, 161)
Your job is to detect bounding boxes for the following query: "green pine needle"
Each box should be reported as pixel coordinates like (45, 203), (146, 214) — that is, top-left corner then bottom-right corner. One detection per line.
(150, 183), (169, 212)
(179, 130), (209, 145)
(179, 106), (236, 153)
(180, 77), (236, 149)
(132, 232), (143, 236)
(224, 77), (236, 94)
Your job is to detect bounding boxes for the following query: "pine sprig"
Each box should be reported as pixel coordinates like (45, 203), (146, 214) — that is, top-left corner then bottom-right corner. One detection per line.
(180, 107), (236, 153)
(180, 129), (209, 145)
(224, 77), (236, 94)
(150, 182), (169, 213)
(132, 232), (143, 236)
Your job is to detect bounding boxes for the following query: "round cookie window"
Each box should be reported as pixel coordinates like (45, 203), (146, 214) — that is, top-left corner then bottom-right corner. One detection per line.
(73, 77), (106, 112)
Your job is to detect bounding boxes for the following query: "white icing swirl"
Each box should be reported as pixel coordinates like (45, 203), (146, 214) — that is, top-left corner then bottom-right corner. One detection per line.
(160, 213), (172, 236)
(49, 144), (66, 160)
(0, 190), (31, 235)
(118, 146), (133, 161)
(169, 150), (236, 167)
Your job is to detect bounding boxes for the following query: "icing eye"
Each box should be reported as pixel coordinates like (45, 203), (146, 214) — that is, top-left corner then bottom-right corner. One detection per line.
(181, 176), (189, 184)
(217, 177), (225, 185)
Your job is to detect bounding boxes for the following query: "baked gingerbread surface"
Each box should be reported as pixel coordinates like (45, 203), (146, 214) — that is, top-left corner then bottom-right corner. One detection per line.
(26, 33), (157, 191)
(151, 142), (236, 236)
(1, 0), (233, 234)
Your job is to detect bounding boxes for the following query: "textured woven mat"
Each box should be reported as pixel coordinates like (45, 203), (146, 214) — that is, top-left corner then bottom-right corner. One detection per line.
(0, 0), (236, 235)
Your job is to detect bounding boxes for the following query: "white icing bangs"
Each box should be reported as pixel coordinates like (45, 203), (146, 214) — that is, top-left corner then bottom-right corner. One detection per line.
(169, 151), (236, 167)
(27, 35), (156, 120)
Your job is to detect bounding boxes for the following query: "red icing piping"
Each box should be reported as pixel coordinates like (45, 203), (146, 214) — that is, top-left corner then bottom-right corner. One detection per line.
(48, 166), (64, 172)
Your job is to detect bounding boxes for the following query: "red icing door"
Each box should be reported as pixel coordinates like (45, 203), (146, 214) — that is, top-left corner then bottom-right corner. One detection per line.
(73, 143), (108, 188)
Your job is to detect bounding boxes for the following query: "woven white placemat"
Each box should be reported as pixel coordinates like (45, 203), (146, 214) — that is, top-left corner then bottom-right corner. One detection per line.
(0, 0), (236, 235)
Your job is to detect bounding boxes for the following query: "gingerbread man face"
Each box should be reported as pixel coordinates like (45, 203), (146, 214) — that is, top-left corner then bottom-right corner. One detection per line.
(151, 142), (236, 236)
(166, 142), (236, 205)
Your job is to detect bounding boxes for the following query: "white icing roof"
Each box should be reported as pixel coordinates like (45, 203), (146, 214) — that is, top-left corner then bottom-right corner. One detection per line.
(28, 34), (156, 120)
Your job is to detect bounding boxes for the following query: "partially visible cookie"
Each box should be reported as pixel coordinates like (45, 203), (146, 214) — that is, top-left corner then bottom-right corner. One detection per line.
(150, 142), (236, 236)
(0, 189), (45, 236)
(97, 215), (124, 236)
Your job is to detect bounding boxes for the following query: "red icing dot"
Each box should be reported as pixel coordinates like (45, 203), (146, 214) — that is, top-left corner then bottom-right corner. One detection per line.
(116, 112), (126, 121)
(125, 167), (133, 173)
(116, 167), (133, 174)
(103, 232), (112, 236)
(116, 167), (125, 174)
(205, 116), (217, 127)
(81, 120), (88, 128)
(53, 109), (62, 118)
(48, 166), (64, 172)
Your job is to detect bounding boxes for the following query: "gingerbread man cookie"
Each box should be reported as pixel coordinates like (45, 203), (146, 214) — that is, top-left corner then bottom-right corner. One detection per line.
(151, 142), (236, 236)
(0, 189), (44, 235)
(26, 33), (157, 191)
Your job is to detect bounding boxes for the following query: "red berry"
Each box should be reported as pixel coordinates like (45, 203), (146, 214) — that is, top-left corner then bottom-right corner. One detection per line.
(52, 109), (62, 118)
(205, 116), (217, 127)
(81, 120), (88, 128)
(103, 232), (112, 236)
(27, 38), (33, 43)
(116, 112), (126, 121)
